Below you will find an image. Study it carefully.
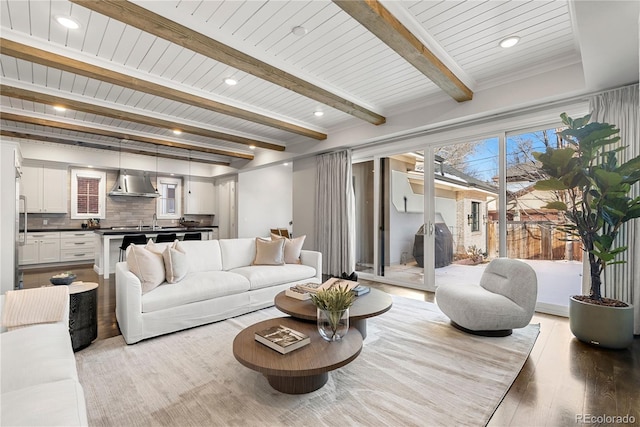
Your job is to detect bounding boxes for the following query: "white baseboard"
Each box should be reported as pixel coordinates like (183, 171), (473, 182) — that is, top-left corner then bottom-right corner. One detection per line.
(535, 302), (569, 317)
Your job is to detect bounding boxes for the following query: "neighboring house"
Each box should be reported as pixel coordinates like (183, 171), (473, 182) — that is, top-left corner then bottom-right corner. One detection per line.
(386, 155), (498, 266)
(488, 162), (563, 222)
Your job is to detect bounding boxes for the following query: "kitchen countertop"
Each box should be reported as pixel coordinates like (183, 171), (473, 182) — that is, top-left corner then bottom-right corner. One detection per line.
(94, 226), (217, 235)
(26, 226), (217, 234)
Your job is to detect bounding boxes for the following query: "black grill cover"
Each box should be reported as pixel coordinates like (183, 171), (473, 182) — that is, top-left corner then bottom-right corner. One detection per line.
(413, 222), (453, 268)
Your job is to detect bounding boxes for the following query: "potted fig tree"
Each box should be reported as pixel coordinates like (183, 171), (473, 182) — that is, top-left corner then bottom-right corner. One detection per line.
(534, 113), (640, 349)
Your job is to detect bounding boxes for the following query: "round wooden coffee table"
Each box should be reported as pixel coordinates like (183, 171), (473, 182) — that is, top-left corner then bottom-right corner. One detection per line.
(274, 288), (392, 339)
(233, 317), (362, 394)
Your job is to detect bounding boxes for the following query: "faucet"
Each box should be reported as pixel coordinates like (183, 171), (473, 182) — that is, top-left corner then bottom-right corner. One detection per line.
(152, 213), (158, 230)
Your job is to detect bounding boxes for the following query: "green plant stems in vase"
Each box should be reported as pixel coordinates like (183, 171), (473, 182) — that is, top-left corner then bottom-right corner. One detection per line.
(311, 286), (356, 342)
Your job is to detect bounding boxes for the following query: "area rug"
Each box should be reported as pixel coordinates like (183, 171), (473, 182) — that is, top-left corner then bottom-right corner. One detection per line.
(75, 295), (539, 426)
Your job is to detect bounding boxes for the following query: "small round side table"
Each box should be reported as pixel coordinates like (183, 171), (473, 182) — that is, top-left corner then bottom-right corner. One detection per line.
(68, 282), (98, 352)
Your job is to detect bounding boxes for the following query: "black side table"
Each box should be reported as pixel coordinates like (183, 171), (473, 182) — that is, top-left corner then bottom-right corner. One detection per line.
(69, 282), (98, 352)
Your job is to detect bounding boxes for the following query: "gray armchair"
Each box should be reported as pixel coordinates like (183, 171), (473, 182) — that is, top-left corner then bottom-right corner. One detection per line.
(435, 258), (538, 336)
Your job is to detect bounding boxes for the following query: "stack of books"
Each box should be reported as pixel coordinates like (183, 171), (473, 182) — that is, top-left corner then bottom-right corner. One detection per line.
(254, 324), (310, 354)
(285, 278), (368, 300)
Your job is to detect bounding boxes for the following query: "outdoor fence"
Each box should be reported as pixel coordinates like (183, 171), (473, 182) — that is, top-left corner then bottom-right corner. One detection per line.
(487, 221), (583, 261)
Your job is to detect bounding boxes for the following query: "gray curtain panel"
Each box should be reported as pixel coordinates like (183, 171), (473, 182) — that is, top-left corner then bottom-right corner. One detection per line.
(589, 83), (640, 334)
(315, 150), (355, 277)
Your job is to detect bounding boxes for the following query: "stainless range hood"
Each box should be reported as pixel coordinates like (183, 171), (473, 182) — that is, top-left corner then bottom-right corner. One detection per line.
(109, 170), (159, 198)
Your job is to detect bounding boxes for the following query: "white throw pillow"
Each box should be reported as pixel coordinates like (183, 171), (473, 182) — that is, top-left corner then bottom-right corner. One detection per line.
(253, 238), (285, 265)
(163, 243), (189, 283)
(271, 234), (306, 264)
(127, 244), (166, 294)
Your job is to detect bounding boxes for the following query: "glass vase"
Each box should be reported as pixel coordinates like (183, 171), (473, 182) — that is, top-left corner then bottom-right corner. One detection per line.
(317, 308), (349, 341)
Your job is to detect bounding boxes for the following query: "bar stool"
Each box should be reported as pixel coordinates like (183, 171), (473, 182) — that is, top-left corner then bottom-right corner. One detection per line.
(155, 233), (177, 243)
(183, 232), (202, 241)
(119, 234), (147, 261)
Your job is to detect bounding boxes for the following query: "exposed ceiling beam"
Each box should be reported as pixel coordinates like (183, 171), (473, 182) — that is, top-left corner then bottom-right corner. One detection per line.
(1, 84), (281, 152)
(0, 112), (254, 160)
(0, 38), (326, 141)
(333, 0), (473, 102)
(70, 0), (386, 126)
(0, 130), (230, 166)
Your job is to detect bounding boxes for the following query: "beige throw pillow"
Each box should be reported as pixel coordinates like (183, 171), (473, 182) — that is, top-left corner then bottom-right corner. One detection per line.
(271, 234), (306, 264)
(253, 238), (285, 265)
(163, 244), (188, 284)
(127, 244), (166, 294)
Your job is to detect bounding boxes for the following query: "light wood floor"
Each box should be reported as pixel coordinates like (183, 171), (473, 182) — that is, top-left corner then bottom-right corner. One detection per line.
(23, 264), (640, 426)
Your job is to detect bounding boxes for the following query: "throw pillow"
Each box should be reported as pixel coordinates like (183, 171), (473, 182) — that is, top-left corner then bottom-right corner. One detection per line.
(271, 234), (306, 264)
(163, 243), (188, 284)
(253, 237), (285, 265)
(127, 244), (166, 294)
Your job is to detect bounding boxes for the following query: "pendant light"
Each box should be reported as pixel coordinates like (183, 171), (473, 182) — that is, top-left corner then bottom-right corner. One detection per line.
(188, 151), (192, 194)
(154, 146), (159, 194)
(116, 140), (123, 191)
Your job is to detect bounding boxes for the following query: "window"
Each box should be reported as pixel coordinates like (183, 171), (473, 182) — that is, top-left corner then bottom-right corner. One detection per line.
(71, 169), (106, 219)
(471, 201), (480, 232)
(156, 176), (182, 219)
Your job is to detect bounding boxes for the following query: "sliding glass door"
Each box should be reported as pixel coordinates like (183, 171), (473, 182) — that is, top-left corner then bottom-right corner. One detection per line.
(426, 138), (500, 289)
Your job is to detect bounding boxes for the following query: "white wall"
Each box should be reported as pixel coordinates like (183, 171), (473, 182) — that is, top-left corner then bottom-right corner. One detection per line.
(237, 164), (292, 238)
(292, 157), (317, 251)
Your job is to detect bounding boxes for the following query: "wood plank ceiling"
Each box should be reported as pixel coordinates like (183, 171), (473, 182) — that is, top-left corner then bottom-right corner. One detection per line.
(0, 0), (580, 166)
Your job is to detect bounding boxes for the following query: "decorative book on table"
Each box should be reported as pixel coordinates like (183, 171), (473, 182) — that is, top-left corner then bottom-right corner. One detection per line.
(285, 285), (312, 300)
(351, 285), (370, 296)
(254, 325), (310, 354)
(296, 278), (359, 294)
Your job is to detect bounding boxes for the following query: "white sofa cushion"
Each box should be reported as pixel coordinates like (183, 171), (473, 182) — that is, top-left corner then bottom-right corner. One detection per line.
(271, 234), (306, 264)
(176, 240), (223, 272)
(219, 238), (256, 270)
(163, 245), (189, 283)
(141, 271), (250, 313)
(1, 379), (88, 427)
(1, 323), (78, 394)
(231, 264), (318, 290)
(127, 244), (165, 293)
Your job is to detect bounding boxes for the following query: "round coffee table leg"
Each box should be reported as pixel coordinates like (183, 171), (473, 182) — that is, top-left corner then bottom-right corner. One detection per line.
(352, 319), (367, 339)
(266, 372), (329, 394)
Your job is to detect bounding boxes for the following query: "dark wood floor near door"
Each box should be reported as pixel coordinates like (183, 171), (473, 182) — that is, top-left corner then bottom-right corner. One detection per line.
(22, 265), (640, 426)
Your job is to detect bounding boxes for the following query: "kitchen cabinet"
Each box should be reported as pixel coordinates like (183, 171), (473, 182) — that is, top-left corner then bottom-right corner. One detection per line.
(19, 232), (60, 265)
(184, 179), (215, 215)
(21, 165), (68, 213)
(59, 231), (95, 262)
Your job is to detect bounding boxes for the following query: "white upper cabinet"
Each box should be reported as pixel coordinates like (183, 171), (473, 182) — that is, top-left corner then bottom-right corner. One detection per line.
(184, 179), (215, 215)
(21, 165), (68, 213)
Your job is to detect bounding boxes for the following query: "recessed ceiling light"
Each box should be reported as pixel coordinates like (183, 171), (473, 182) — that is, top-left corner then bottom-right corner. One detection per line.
(291, 26), (308, 37)
(314, 111), (324, 117)
(249, 145), (256, 150)
(173, 129), (182, 135)
(283, 162), (289, 166)
(53, 105), (66, 112)
(499, 36), (520, 48)
(55, 15), (80, 30)
(224, 78), (237, 86)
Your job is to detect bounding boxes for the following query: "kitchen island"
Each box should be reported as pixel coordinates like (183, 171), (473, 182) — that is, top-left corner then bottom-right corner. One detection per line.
(93, 227), (218, 278)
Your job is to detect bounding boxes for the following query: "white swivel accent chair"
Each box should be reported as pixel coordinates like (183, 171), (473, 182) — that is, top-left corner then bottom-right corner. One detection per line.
(435, 258), (538, 336)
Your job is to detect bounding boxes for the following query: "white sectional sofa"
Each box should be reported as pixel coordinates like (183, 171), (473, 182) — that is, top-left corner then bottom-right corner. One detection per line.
(1, 287), (88, 426)
(116, 237), (322, 344)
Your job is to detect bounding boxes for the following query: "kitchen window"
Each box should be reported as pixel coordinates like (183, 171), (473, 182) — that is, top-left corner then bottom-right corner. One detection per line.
(71, 169), (106, 219)
(156, 176), (182, 219)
